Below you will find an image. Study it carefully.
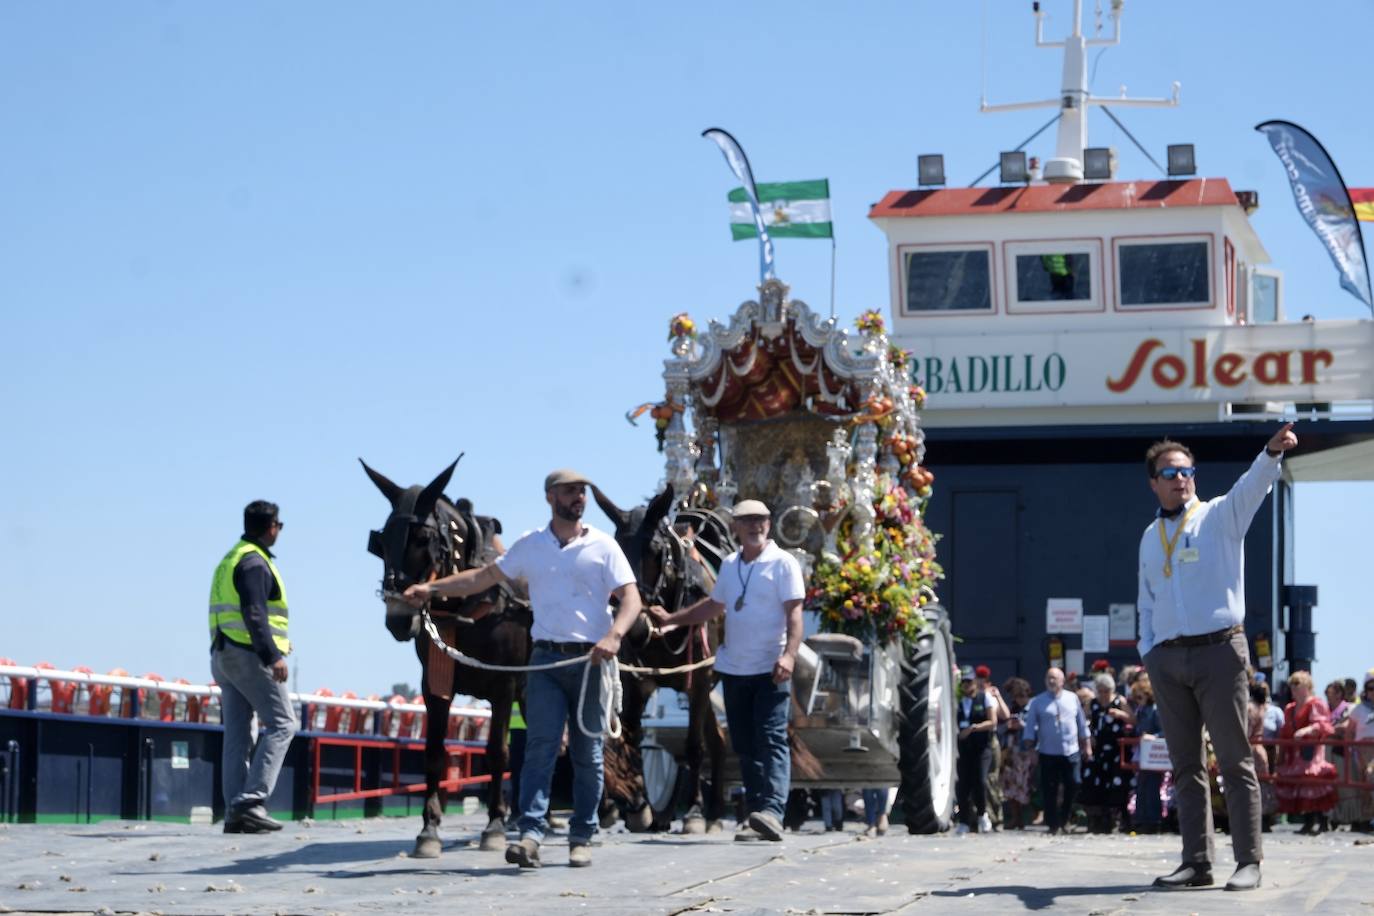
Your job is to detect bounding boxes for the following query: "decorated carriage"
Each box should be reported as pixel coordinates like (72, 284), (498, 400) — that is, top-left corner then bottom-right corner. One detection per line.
(646, 277), (959, 833)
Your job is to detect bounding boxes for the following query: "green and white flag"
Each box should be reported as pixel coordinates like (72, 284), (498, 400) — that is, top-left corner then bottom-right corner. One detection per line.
(728, 179), (832, 240)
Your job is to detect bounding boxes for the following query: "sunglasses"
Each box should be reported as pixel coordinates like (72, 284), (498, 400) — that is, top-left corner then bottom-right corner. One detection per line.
(1153, 466), (1197, 481)
(272, 520), (285, 529)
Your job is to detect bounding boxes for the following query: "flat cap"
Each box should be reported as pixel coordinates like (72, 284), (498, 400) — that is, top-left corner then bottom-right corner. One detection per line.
(731, 499), (771, 519)
(544, 468), (592, 491)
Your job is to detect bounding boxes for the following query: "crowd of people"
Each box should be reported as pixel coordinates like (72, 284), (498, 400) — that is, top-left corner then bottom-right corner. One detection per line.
(946, 660), (1374, 837)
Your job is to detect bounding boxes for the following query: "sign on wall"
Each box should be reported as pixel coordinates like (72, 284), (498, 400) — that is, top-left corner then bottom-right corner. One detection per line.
(1047, 597), (1084, 634)
(897, 320), (1374, 409)
(1082, 615), (1110, 653)
(1109, 603), (1137, 644)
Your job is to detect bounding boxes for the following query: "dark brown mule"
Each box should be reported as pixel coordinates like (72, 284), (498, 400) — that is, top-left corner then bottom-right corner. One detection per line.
(593, 486), (735, 833)
(361, 458), (531, 858)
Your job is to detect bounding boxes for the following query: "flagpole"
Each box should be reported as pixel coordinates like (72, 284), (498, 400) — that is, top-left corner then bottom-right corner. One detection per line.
(830, 235), (837, 319)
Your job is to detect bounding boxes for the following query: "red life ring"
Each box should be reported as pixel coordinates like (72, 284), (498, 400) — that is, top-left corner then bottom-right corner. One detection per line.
(0, 658), (28, 710)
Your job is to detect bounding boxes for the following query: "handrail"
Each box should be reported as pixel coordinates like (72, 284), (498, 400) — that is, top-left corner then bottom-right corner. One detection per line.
(0, 664), (491, 720)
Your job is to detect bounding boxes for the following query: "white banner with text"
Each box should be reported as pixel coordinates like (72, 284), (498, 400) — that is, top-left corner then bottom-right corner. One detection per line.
(896, 320), (1374, 409)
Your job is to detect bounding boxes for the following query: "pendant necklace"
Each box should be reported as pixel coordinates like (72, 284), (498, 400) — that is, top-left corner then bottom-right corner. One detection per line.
(735, 557), (757, 611)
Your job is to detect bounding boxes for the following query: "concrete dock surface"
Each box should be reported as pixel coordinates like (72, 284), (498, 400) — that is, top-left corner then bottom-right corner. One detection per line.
(1, 815), (1371, 915)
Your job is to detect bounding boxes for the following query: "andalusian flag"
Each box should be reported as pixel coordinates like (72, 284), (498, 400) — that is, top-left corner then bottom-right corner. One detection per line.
(1352, 188), (1374, 222)
(729, 179), (832, 240)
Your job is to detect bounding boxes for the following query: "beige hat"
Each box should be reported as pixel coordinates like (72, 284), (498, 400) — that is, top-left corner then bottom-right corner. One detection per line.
(544, 468), (592, 491)
(731, 499), (771, 519)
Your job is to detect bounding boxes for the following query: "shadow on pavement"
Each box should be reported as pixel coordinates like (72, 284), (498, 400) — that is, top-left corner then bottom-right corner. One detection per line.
(132, 839), (517, 876)
(929, 883), (1155, 910)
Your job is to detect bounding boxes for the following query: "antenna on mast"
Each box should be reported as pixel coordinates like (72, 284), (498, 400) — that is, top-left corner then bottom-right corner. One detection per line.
(981, 0), (1180, 184)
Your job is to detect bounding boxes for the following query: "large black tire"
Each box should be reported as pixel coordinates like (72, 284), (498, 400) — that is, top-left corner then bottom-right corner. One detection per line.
(897, 605), (957, 834)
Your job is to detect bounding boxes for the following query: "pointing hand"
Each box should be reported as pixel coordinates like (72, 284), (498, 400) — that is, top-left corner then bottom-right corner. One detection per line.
(1266, 423), (1298, 454)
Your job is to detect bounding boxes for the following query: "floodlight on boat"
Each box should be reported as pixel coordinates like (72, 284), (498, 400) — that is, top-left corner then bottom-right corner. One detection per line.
(918, 154), (946, 187)
(1235, 189), (1260, 214)
(999, 151), (1029, 184)
(1167, 143), (1196, 177)
(1082, 147), (1116, 181)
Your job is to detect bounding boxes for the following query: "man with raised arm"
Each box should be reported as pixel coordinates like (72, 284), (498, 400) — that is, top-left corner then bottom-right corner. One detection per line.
(403, 469), (641, 870)
(647, 499), (804, 843)
(1138, 424), (1297, 893)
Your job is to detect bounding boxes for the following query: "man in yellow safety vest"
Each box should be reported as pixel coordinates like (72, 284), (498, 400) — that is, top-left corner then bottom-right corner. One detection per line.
(209, 500), (299, 834)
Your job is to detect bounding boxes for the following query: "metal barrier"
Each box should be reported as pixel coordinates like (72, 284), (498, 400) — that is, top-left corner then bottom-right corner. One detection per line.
(0, 664), (500, 822)
(0, 664), (491, 732)
(1116, 735), (1374, 790)
(310, 734), (492, 805)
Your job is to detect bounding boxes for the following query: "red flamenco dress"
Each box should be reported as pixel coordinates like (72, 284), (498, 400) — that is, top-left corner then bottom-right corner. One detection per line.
(1275, 697), (1337, 815)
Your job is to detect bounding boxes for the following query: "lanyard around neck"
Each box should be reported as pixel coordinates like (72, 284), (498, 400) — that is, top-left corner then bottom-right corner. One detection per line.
(734, 556), (757, 611)
(1157, 502), (1200, 578)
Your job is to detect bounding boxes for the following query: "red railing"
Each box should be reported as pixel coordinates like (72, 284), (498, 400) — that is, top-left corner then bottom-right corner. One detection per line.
(310, 734), (494, 805)
(1115, 735), (1374, 789)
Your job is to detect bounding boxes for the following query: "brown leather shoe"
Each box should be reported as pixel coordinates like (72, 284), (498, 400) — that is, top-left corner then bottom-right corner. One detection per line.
(747, 811), (785, 842)
(504, 838), (541, 869)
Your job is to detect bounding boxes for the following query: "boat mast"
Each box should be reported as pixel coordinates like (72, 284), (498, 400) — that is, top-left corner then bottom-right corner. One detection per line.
(981, 0), (1180, 183)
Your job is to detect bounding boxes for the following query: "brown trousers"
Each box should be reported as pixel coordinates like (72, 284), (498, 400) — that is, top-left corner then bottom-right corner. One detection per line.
(1144, 630), (1262, 866)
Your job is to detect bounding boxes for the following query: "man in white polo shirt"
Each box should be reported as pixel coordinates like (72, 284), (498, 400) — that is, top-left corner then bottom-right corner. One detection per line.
(647, 499), (804, 842)
(403, 469), (641, 869)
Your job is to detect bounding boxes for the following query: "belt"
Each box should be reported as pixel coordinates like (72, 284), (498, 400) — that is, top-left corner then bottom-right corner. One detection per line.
(533, 639), (594, 655)
(1157, 624), (1244, 649)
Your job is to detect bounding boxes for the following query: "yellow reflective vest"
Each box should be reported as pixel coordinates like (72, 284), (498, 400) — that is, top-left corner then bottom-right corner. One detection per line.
(209, 540), (290, 655)
(1041, 253), (1069, 277)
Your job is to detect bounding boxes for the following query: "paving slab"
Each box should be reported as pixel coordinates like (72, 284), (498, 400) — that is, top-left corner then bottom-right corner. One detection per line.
(0, 817), (1371, 915)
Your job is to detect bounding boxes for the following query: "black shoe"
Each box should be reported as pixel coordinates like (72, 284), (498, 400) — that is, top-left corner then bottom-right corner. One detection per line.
(1225, 862), (1261, 892)
(1153, 862), (1213, 889)
(226, 803), (283, 833)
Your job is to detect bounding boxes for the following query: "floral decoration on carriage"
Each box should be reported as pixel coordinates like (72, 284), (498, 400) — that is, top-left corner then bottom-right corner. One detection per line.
(639, 279), (943, 646)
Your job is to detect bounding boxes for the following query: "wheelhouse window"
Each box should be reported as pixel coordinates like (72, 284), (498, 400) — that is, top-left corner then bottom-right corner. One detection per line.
(1251, 271), (1280, 323)
(1003, 239), (1103, 313)
(1017, 253), (1090, 300)
(1116, 236), (1212, 309)
(901, 245), (994, 314)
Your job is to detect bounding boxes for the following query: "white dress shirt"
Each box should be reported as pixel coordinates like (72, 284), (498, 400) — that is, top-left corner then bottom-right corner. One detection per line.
(1137, 449), (1282, 655)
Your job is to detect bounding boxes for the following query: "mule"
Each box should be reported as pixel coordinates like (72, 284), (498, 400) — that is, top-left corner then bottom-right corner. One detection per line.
(362, 457), (531, 858)
(592, 485), (735, 833)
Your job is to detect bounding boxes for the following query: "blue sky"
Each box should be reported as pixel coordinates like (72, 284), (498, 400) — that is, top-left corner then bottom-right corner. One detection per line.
(2, 1), (1370, 698)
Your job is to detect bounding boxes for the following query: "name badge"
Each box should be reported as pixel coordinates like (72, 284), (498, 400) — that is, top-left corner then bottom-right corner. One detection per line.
(959, 719), (970, 729)
(1176, 547), (1200, 563)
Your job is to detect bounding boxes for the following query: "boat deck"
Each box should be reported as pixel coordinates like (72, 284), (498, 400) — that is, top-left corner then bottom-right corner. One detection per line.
(1, 815), (1371, 914)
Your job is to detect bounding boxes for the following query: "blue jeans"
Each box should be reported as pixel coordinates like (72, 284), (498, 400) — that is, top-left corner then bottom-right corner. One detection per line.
(721, 673), (790, 820)
(863, 788), (890, 826)
(516, 647), (605, 844)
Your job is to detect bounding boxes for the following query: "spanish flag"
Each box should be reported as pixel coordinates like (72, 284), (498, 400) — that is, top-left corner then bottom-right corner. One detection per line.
(1353, 188), (1374, 222)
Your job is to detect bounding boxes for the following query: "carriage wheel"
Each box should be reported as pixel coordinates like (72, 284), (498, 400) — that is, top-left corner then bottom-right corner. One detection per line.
(896, 605), (956, 834)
